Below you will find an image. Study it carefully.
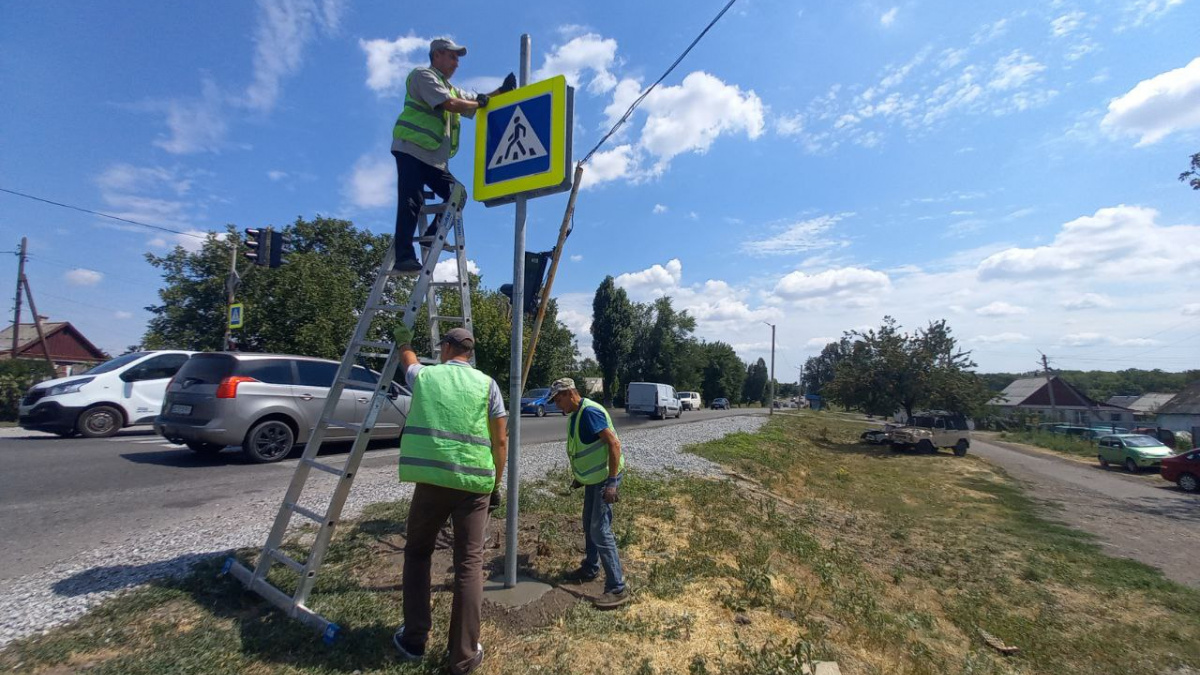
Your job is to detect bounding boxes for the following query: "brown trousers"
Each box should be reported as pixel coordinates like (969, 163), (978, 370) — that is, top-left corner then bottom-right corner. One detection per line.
(402, 483), (489, 675)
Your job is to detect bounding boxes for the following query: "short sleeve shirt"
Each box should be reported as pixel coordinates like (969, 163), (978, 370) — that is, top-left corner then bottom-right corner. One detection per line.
(405, 361), (506, 419)
(568, 404), (610, 445)
(392, 67), (477, 170)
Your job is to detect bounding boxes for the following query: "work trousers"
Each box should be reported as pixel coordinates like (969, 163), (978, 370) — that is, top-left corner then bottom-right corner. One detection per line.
(581, 473), (626, 593)
(402, 482), (489, 675)
(393, 151), (458, 263)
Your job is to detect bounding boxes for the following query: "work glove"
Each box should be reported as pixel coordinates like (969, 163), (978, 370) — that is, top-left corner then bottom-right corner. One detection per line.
(500, 72), (517, 93)
(489, 489), (502, 513)
(475, 93), (490, 109)
(392, 323), (413, 346)
(603, 485), (620, 504)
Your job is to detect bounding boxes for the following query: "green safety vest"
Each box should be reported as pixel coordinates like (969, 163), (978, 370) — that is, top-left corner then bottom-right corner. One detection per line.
(398, 364), (494, 494)
(567, 399), (623, 485)
(393, 67), (461, 157)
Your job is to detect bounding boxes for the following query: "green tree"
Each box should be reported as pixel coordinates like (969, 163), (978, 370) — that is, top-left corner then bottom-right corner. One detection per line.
(591, 276), (636, 406)
(1181, 152), (1200, 190)
(700, 341), (746, 404)
(802, 338), (851, 395)
(743, 358), (768, 406)
(0, 360), (56, 421)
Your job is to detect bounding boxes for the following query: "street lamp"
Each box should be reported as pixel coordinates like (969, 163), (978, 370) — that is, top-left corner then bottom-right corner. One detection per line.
(763, 321), (776, 415)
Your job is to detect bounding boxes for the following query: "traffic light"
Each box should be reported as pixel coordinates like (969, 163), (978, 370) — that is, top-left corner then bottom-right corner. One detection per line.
(243, 228), (268, 266)
(499, 251), (553, 316)
(268, 230), (290, 268)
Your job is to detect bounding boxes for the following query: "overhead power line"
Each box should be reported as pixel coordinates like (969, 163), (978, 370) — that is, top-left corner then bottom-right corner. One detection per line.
(0, 186), (208, 240)
(580, 0), (740, 165)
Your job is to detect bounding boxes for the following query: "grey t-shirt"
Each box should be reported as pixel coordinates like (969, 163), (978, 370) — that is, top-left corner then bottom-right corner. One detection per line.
(392, 66), (477, 170)
(406, 360), (507, 419)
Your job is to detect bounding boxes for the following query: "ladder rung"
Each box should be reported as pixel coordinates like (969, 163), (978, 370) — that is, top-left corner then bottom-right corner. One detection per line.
(286, 502), (327, 524)
(430, 315), (465, 322)
(302, 457), (344, 476)
(430, 281), (459, 288)
(420, 204), (448, 214)
(267, 548), (306, 573)
(323, 418), (362, 432)
(372, 304), (411, 313)
(357, 351), (390, 359)
(355, 340), (392, 350)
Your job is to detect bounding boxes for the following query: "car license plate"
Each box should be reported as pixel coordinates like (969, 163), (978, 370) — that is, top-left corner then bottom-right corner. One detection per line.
(169, 403), (193, 415)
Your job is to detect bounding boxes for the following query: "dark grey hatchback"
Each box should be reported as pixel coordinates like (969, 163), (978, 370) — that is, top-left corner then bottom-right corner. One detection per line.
(154, 352), (410, 463)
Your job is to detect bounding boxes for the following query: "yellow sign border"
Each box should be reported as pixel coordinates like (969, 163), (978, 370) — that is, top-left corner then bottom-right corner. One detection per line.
(228, 303), (244, 329)
(473, 75), (568, 203)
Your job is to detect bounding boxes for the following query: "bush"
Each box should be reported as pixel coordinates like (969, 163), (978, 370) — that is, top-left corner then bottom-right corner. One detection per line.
(0, 360), (55, 421)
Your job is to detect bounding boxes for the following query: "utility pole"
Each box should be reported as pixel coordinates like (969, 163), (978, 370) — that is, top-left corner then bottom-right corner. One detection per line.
(223, 233), (241, 350)
(764, 321), (776, 415)
(10, 237), (54, 368)
(11, 237), (25, 358)
(1041, 353), (1057, 423)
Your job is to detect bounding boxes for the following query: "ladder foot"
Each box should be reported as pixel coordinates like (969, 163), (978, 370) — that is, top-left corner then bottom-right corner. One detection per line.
(323, 623), (341, 644)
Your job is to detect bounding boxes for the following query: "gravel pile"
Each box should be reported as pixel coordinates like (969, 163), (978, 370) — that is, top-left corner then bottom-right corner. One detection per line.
(0, 414), (766, 649)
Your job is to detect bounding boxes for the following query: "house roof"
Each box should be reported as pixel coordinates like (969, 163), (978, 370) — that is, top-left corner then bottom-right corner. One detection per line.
(1106, 393), (1177, 413)
(1157, 381), (1200, 417)
(0, 321), (107, 361)
(994, 377), (1047, 406)
(995, 375), (1130, 411)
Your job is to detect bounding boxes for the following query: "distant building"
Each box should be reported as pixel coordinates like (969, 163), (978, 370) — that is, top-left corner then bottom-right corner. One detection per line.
(1106, 393), (1177, 421)
(581, 377), (603, 396)
(1154, 381), (1200, 440)
(0, 321), (108, 377)
(994, 375), (1135, 426)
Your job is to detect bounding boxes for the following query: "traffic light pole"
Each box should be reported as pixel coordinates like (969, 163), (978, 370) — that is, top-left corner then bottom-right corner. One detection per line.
(224, 233), (241, 350)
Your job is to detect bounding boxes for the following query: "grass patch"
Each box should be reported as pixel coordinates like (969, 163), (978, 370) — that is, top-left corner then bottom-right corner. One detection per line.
(995, 430), (1098, 458)
(3, 413), (1198, 674)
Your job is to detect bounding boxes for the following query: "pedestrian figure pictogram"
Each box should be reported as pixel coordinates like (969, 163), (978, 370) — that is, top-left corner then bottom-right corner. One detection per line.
(487, 106), (548, 170)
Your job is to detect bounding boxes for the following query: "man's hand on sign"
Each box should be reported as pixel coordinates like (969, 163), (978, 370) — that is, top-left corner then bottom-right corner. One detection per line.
(475, 93), (490, 109)
(500, 73), (517, 93)
(392, 323), (413, 346)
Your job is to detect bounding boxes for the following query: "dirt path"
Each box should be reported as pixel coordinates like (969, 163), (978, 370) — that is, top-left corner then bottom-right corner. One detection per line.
(971, 437), (1200, 588)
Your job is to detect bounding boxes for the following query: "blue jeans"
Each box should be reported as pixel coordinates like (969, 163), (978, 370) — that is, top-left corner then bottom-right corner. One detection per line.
(581, 474), (625, 593)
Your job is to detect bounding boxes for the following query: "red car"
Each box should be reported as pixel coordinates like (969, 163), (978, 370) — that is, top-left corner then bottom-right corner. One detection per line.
(1160, 448), (1200, 493)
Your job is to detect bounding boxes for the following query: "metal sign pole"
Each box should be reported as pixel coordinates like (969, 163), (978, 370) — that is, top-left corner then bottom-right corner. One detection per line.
(504, 33), (532, 589)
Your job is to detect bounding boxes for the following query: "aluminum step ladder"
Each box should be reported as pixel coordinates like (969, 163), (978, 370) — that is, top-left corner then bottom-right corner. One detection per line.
(224, 184), (473, 642)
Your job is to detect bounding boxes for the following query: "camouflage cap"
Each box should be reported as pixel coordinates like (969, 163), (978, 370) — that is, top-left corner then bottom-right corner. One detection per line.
(547, 377), (576, 398)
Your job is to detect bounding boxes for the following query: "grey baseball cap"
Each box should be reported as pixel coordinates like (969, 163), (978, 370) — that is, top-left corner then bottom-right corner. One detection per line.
(439, 327), (475, 349)
(548, 377), (576, 398)
(430, 38), (467, 56)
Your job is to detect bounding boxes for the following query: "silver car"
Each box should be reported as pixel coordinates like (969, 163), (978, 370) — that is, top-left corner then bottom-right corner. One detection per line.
(154, 352), (410, 463)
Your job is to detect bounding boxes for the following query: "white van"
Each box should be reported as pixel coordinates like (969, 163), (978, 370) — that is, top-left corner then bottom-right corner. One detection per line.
(19, 350), (194, 438)
(626, 382), (682, 419)
(678, 391), (702, 411)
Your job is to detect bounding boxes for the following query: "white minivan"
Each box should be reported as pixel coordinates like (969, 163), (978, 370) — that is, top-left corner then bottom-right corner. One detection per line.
(19, 350), (194, 438)
(626, 382), (682, 419)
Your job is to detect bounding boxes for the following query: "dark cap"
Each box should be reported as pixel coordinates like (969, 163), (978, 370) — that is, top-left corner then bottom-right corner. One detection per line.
(439, 327), (475, 349)
(430, 38), (467, 56)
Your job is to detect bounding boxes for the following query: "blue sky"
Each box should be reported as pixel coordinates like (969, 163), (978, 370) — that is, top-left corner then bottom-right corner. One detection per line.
(2, 0), (1198, 376)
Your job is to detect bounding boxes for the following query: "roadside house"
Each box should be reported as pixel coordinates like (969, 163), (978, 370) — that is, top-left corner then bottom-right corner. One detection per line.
(1106, 393), (1177, 422)
(994, 375), (1135, 426)
(0, 321), (108, 377)
(1154, 380), (1200, 440)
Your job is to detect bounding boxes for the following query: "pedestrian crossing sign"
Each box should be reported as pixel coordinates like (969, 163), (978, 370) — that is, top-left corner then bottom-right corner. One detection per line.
(474, 75), (573, 206)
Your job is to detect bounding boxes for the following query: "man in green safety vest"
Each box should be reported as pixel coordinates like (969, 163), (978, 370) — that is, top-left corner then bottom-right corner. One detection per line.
(391, 38), (515, 273)
(547, 377), (631, 609)
(390, 324), (508, 675)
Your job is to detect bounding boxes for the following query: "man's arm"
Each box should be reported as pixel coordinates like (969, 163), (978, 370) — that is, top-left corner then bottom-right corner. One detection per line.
(440, 97), (482, 114)
(598, 427), (621, 480)
(489, 415), (508, 490)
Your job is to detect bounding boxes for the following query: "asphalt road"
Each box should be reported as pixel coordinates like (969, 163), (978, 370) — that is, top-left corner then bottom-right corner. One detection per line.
(971, 436), (1200, 588)
(0, 407), (758, 581)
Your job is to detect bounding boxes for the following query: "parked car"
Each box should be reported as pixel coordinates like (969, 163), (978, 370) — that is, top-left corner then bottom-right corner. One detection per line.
(626, 382), (682, 419)
(520, 387), (564, 417)
(710, 397), (730, 410)
(19, 350), (194, 438)
(678, 391), (702, 411)
(890, 411), (971, 456)
(1160, 448), (1200, 493)
(1096, 434), (1175, 473)
(154, 352), (410, 463)
(1083, 426), (1130, 440)
(860, 427), (893, 444)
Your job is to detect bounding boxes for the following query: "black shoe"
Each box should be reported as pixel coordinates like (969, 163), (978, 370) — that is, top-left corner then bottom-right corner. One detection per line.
(392, 625), (425, 662)
(391, 256), (423, 274)
(448, 642), (484, 675)
(562, 566), (599, 582)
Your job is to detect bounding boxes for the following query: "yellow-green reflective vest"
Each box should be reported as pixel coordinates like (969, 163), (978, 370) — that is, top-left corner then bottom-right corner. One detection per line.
(567, 399), (623, 485)
(399, 363), (494, 494)
(393, 67), (461, 157)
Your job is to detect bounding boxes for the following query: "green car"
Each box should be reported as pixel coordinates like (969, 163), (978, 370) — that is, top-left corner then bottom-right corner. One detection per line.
(1097, 434), (1174, 473)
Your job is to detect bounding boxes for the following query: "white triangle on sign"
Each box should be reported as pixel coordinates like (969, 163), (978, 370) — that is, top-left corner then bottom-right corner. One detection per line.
(487, 105), (549, 170)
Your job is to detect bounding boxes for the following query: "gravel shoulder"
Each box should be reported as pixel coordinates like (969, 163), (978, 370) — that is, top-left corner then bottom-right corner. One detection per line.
(971, 436), (1200, 589)
(0, 415), (766, 650)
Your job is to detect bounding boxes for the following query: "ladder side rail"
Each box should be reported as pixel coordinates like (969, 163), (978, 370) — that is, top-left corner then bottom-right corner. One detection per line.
(451, 212), (476, 366)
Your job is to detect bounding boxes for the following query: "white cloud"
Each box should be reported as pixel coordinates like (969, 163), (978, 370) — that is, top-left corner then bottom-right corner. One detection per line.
(978, 205), (1200, 281)
(603, 78), (644, 129)
(1121, 0), (1187, 28)
(652, 204), (668, 214)
(773, 267), (892, 302)
(988, 50), (1046, 91)
(243, 0), (344, 111)
(267, 170), (288, 181)
(975, 301), (1028, 316)
(880, 7), (899, 26)
(432, 258), (480, 282)
(97, 164), (193, 196)
(114, 311), (133, 320)
(65, 269), (103, 286)
(775, 112), (805, 137)
(1050, 11), (1086, 37)
(805, 336), (837, 349)
(637, 72), (764, 174)
(94, 164), (210, 250)
(153, 78), (228, 154)
(580, 145), (636, 189)
(344, 154), (393, 208)
(533, 33), (619, 94)
(359, 35), (429, 95)
(1063, 293), (1113, 310)
(742, 214), (850, 255)
(1101, 57), (1200, 146)
(615, 258), (682, 296)
(1182, 303), (1200, 316)
(972, 332), (1030, 344)
(569, 254), (583, 262)
(1061, 332), (1104, 347)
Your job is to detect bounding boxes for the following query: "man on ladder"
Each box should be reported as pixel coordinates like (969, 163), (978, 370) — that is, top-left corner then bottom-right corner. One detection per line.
(390, 323), (508, 675)
(391, 38), (514, 273)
